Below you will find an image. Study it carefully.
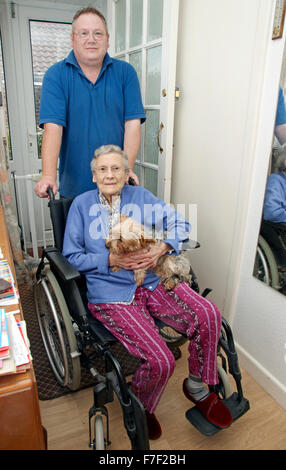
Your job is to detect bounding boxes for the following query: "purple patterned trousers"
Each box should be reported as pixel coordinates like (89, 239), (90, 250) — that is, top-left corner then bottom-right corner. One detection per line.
(88, 282), (221, 413)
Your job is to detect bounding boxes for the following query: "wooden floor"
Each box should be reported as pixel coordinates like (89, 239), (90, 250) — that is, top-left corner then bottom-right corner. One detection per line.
(39, 343), (286, 450)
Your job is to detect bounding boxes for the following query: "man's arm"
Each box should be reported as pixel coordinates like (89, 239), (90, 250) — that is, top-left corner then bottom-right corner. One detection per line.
(275, 124), (286, 146)
(124, 118), (141, 185)
(34, 123), (63, 198)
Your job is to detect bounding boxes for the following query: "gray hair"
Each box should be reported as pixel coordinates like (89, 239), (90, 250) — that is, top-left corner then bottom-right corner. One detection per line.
(90, 145), (129, 173)
(272, 146), (286, 173)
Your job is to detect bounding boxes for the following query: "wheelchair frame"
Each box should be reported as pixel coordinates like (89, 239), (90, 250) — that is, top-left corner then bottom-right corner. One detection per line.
(33, 191), (249, 449)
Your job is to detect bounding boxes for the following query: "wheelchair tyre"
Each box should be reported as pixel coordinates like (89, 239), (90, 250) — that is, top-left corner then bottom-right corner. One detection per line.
(216, 363), (232, 399)
(254, 236), (280, 289)
(34, 268), (81, 390)
(159, 325), (187, 348)
(94, 415), (105, 450)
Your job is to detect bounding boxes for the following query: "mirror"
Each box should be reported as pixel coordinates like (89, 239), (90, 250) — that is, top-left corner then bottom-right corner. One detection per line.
(253, 56), (286, 295)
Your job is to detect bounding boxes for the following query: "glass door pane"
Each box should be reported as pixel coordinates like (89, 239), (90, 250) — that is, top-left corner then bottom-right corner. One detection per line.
(144, 110), (159, 164)
(30, 21), (71, 158)
(115, 0), (126, 53)
(147, 0), (163, 41)
(146, 46), (162, 105)
(144, 167), (158, 195)
(111, 0), (179, 199)
(130, 0), (143, 47)
(129, 51), (142, 86)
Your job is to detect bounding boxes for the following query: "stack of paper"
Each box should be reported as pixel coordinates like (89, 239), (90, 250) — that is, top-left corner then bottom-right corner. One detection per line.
(0, 258), (18, 306)
(0, 308), (10, 360)
(0, 308), (32, 376)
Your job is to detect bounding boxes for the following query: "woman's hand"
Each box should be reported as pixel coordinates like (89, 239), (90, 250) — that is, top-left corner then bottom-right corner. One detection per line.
(109, 242), (171, 271)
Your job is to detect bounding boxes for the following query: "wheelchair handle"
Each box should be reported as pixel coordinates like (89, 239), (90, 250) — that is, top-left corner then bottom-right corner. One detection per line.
(47, 186), (55, 201)
(128, 177), (137, 186)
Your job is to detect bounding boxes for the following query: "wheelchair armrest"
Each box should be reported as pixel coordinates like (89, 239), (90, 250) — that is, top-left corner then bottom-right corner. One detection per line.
(262, 219), (286, 231)
(43, 247), (81, 282)
(181, 239), (200, 251)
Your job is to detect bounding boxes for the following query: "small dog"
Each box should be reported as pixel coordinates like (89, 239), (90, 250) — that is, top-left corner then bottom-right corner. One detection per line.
(105, 215), (192, 290)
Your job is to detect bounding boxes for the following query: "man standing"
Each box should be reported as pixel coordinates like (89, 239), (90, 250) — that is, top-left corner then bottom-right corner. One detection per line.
(34, 7), (145, 199)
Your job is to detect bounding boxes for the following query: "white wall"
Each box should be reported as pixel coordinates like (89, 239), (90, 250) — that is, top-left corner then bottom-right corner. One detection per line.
(172, 0), (286, 407)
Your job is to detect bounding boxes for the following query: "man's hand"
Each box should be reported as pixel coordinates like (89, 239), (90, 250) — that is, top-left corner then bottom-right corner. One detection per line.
(34, 177), (58, 198)
(128, 169), (139, 185)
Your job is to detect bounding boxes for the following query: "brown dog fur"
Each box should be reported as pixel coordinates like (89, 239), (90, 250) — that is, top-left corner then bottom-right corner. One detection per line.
(105, 215), (192, 290)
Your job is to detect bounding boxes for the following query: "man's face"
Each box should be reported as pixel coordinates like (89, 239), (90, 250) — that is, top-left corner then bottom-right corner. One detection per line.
(71, 13), (109, 68)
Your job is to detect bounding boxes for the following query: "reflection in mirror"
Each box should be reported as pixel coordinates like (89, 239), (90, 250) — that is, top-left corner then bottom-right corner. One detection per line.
(253, 80), (286, 295)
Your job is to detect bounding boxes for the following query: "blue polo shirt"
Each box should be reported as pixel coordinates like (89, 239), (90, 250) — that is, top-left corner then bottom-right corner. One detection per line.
(275, 87), (286, 127)
(39, 51), (146, 198)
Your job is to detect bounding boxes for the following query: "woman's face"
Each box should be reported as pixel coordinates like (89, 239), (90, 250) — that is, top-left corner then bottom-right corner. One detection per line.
(92, 153), (129, 203)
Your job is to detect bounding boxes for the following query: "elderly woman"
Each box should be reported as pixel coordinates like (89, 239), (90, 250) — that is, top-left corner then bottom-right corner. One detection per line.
(263, 147), (286, 223)
(62, 144), (232, 439)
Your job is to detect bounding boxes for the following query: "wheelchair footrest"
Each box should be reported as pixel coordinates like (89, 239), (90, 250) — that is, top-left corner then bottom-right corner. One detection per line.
(185, 392), (250, 436)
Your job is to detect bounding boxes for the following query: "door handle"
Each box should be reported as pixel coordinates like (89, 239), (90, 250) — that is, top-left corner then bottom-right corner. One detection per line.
(157, 122), (164, 153)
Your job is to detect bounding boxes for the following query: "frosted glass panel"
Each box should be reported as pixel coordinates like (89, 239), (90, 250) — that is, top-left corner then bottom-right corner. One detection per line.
(134, 163), (141, 181)
(147, 0), (163, 41)
(30, 21), (71, 159)
(145, 110), (159, 165)
(130, 0), (143, 47)
(144, 167), (158, 195)
(146, 46), (162, 105)
(115, 0), (126, 52)
(129, 51), (142, 87)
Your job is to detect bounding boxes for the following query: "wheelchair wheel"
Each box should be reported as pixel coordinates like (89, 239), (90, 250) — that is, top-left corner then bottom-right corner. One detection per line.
(215, 363), (232, 399)
(34, 268), (81, 390)
(94, 415), (105, 450)
(159, 325), (187, 348)
(253, 236), (280, 289)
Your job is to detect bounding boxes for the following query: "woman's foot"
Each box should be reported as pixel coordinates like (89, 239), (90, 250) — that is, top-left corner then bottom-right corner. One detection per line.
(183, 378), (233, 428)
(145, 410), (162, 440)
(127, 382), (162, 440)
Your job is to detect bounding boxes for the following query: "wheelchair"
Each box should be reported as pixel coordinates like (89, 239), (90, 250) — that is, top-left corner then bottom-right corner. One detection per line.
(253, 219), (286, 291)
(33, 188), (249, 449)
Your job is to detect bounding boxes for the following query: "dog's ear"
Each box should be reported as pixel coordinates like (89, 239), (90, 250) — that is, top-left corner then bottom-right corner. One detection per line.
(120, 214), (128, 223)
(122, 238), (141, 251)
(140, 234), (146, 247)
(108, 239), (124, 255)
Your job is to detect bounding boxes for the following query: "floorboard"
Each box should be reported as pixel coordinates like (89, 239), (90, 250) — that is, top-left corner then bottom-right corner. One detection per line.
(39, 343), (286, 450)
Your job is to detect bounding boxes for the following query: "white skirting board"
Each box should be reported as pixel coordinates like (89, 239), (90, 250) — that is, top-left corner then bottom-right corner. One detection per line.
(236, 343), (286, 410)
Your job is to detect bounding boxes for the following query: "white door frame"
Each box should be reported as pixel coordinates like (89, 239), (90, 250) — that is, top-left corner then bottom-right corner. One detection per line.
(157, 0), (179, 202)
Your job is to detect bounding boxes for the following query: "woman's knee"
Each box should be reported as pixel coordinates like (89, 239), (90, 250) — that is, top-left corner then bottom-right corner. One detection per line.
(150, 346), (176, 380)
(188, 289), (222, 330)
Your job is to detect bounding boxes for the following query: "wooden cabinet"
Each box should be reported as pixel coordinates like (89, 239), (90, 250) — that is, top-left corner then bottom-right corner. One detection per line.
(0, 205), (46, 450)
(0, 370), (46, 449)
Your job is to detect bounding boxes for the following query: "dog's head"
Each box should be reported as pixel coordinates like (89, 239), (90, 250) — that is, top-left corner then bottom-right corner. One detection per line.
(105, 215), (155, 254)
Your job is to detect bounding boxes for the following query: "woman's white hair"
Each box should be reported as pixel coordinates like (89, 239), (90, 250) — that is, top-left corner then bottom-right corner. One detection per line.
(90, 145), (129, 173)
(272, 145), (286, 173)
